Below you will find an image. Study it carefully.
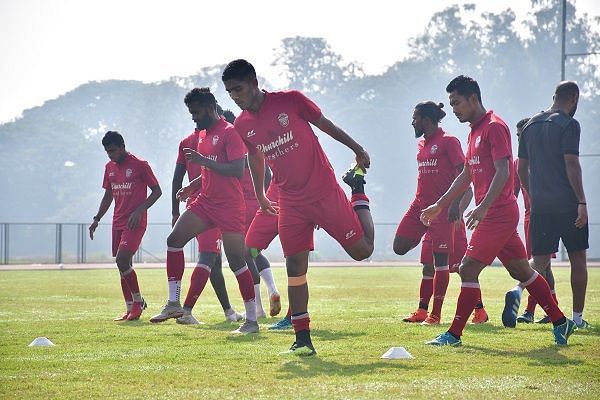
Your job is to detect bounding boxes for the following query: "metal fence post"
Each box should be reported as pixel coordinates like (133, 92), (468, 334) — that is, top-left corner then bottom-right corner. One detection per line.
(55, 223), (62, 264)
(3, 224), (9, 265)
(81, 223), (86, 264)
(1, 223), (5, 264)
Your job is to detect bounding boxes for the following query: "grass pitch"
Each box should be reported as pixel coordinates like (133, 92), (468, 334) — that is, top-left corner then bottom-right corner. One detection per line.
(1, 266), (599, 399)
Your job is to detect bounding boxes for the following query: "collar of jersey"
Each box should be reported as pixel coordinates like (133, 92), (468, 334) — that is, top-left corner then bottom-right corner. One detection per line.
(470, 110), (493, 130)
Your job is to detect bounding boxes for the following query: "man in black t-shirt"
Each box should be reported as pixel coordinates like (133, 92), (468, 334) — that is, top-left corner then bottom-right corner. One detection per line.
(518, 81), (590, 329)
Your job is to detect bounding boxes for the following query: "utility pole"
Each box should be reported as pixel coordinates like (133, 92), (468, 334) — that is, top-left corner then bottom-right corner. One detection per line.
(561, 0), (567, 80)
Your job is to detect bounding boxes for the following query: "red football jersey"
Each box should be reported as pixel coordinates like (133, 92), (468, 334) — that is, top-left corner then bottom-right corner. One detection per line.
(102, 153), (159, 230)
(415, 127), (465, 207)
(465, 111), (516, 210)
(234, 90), (338, 206)
(194, 117), (246, 205)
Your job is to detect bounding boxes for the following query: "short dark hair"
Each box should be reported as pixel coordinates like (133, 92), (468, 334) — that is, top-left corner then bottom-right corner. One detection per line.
(516, 118), (530, 130)
(415, 101), (446, 124)
(222, 109), (236, 124)
(554, 81), (579, 102)
(446, 75), (482, 103)
(102, 131), (124, 147)
(222, 59), (256, 82)
(184, 87), (216, 107)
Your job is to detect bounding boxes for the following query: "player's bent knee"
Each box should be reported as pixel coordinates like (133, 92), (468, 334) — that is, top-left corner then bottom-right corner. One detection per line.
(393, 237), (416, 256)
(346, 240), (373, 261)
(115, 255), (133, 272)
(458, 259), (483, 281)
(393, 243), (410, 256)
(166, 233), (186, 249)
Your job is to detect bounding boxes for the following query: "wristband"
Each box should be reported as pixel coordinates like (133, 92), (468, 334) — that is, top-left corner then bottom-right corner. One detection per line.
(93, 215), (101, 222)
(578, 202), (587, 206)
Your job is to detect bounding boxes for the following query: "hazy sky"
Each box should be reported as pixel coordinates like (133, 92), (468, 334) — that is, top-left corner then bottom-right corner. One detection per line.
(1, 0), (598, 124)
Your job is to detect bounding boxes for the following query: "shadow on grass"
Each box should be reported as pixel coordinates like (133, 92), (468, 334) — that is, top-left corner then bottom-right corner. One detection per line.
(462, 344), (584, 366)
(310, 329), (366, 341)
(276, 356), (412, 378)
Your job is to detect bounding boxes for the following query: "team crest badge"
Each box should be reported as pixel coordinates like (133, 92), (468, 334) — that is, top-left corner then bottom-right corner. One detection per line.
(475, 136), (481, 148)
(278, 113), (289, 127)
(430, 144), (438, 155)
(212, 135), (220, 146)
(125, 168), (133, 178)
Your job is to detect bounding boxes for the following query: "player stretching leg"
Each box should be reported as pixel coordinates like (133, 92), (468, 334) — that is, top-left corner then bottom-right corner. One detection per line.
(165, 88), (257, 334)
(223, 59), (374, 355)
(151, 107), (242, 324)
(395, 101), (473, 325)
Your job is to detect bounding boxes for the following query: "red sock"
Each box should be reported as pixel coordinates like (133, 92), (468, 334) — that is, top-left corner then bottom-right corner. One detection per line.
(234, 266), (255, 302)
(183, 264), (211, 309)
(524, 273), (564, 323)
(419, 276), (434, 310)
(525, 294), (537, 313)
(122, 269), (140, 298)
(167, 247), (185, 281)
(552, 291), (558, 305)
(431, 266), (450, 317)
(291, 312), (310, 333)
(448, 283), (480, 337)
(120, 276), (133, 303)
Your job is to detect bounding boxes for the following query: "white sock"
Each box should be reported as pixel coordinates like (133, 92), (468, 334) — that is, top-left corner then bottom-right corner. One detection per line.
(125, 300), (133, 312)
(259, 268), (278, 295)
(512, 284), (523, 295)
(254, 284), (263, 311)
(244, 299), (257, 322)
(224, 307), (236, 317)
(168, 280), (181, 303)
(573, 311), (583, 325)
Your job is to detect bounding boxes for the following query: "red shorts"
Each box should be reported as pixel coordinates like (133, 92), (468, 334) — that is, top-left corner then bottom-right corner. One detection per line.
(245, 199), (260, 233)
(196, 228), (222, 253)
(278, 185), (363, 257)
(421, 221), (467, 269)
(112, 226), (146, 257)
(245, 208), (279, 250)
(466, 201), (527, 265)
(187, 197), (245, 234)
(396, 200), (453, 254)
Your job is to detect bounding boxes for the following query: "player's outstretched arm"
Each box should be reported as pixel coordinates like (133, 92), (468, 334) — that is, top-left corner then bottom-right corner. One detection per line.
(465, 157), (509, 230)
(312, 115), (370, 170)
(517, 157), (530, 195)
(127, 184), (162, 229)
(448, 164), (471, 222)
(564, 154), (588, 228)
(183, 147), (244, 178)
(89, 188), (113, 240)
(248, 151), (277, 216)
(171, 163), (186, 227)
(421, 167), (471, 226)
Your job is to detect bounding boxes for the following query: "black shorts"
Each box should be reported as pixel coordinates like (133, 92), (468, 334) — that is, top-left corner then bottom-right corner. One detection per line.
(530, 211), (589, 255)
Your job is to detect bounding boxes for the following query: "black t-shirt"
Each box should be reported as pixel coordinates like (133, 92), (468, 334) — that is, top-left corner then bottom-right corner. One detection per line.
(518, 110), (580, 214)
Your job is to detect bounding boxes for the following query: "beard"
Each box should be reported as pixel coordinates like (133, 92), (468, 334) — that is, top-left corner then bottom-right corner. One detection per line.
(195, 115), (213, 131)
(414, 128), (424, 138)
